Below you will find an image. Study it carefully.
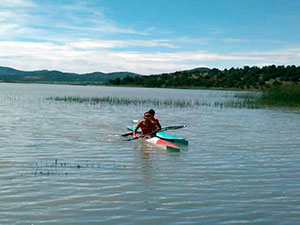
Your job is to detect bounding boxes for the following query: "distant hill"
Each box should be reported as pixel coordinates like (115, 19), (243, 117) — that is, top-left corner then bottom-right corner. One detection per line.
(179, 67), (210, 73)
(0, 66), (141, 84)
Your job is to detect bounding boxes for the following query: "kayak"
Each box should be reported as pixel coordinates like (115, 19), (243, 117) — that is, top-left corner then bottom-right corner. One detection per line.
(156, 131), (188, 145)
(135, 134), (180, 152)
(126, 125), (189, 145)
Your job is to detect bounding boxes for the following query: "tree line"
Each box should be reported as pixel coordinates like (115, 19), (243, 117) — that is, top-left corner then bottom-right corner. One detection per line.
(108, 65), (300, 89)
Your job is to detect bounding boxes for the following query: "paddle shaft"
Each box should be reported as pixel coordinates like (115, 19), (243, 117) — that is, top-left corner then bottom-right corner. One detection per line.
(123, 134), (153, 141)
(121, 125), (186, 137)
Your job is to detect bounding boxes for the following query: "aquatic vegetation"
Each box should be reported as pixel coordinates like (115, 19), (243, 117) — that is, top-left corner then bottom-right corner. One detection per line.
(48, 96), (197, 108)
(258, 84), (300, 107)
(47, 95), (261, 109)
(17, 159), (131, 176)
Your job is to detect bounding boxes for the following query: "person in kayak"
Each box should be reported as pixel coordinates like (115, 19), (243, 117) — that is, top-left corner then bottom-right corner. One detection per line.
(133, 112), (159, 138)
(148, 109), (162, 130)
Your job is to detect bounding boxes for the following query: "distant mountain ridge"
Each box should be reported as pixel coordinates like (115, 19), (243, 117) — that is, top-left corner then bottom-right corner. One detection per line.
(0, 66), (141, 84)
(180, 67), (210, 73)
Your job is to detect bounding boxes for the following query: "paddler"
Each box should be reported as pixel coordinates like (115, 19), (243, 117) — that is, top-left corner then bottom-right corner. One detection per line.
(148, 109), (162, 130)
(133, 112), (159, 138)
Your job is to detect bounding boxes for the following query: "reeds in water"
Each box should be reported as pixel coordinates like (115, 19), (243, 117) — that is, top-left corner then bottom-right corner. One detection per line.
(48, 96), (196, 108)
(47, 95), (260, 109)
(48, 85), (300, 109)
(259, 84), (300, 107)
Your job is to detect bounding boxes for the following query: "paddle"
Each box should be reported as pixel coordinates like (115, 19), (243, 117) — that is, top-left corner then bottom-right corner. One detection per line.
(121, 125), (187, 137)
(124, 132), (155, 141)
(123, 136), (141, 141)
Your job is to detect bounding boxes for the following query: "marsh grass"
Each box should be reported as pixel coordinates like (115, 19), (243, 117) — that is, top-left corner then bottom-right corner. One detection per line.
(259, 84), (300, 107)
(47, 85), (300, 109)
(47, 95), (260, 109)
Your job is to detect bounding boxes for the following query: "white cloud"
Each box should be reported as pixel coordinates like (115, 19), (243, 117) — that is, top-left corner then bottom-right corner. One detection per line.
(0, 41), (299, 74)
(231, 48), (300, 62)
(67, 39), (179, 49)
(222, 38), (247, 43)
(0, 23), (20, 36)
(0, 0), (150, 44)
(0, 10), (14, 21)
(50, 24), (148, 36)
(0, 0), (35, 7)
(0, 6), (38, 39)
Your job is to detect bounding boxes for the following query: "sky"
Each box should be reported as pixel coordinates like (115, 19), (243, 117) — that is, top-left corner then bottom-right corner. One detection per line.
(0, 0), (299, 74)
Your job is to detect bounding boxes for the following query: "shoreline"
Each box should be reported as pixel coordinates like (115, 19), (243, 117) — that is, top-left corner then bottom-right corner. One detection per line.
(0, 81), (260, 92)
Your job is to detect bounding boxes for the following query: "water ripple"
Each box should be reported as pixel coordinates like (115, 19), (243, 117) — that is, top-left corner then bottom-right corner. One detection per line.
(0, 84), (299, 224)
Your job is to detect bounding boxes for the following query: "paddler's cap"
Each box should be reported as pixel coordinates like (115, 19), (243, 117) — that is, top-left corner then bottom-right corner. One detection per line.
(144, 112), (151, 118)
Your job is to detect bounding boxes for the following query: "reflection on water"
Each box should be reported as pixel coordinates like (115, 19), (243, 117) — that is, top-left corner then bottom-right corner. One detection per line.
(0, 83), (300, 224)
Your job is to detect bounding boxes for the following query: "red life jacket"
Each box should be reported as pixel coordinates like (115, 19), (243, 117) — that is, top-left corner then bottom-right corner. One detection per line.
(139, 120), (156, 134)
(151, 117), (159, 125)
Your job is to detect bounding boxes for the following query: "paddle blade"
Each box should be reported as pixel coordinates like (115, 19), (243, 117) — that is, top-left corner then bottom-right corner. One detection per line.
(121, 131), (133, 137)
(161, 125), (187, 131)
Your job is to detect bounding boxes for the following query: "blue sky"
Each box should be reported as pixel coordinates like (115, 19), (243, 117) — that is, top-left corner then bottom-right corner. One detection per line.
(0, 0), (299, 74)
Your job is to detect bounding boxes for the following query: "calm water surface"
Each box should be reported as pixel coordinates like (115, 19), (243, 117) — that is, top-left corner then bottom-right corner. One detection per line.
(0, 83), (300, 224)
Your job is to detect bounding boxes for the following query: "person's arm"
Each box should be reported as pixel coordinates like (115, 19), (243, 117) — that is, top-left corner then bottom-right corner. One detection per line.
(152, 122), (159, 135)
(156, 120), (162, 130)
(133, 122), (141, 137)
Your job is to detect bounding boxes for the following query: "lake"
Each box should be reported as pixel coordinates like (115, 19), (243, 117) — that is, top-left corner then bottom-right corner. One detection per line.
(0, 83), (300, 224)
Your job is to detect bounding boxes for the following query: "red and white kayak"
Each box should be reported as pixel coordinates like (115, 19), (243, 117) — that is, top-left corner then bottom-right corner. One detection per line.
(145, 136), (180, 152)
(135, 134), (180, 152)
